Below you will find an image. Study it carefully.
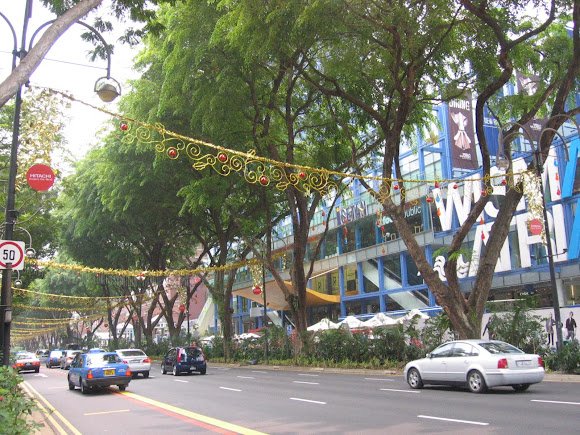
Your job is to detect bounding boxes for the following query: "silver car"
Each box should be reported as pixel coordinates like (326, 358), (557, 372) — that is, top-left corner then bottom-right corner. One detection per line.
(404, 340), (544, 393)
(115, 349), (151, 378)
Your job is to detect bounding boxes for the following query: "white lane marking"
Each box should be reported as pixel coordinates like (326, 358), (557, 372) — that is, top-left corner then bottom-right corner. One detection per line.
(297, 373), (319, 377)
(418, 415), (489, 426)
(34, 373), (48, 378)
(365, 377), (394, 382)
(84, 409), (131, 416)
(380, 388), (420, 394)
(531, 399), (580, 406)
(220, 387), (242, 392)
(290, 397), (326, 405)
(174, 380), (189, 383)
(237, 376), (255, 379)
(251, 370), (268, 374)
(293, 381), (319, 385)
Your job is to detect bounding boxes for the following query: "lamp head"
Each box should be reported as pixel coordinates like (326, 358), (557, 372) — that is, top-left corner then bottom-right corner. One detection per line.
(94, 77), (121, 102)
(496, 155), (510, 171)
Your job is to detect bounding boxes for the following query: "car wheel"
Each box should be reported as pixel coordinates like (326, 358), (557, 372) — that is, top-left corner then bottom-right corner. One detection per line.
(35, 368), (39, 373)
(467, 370), (487, 394)
(172, 365), (179, 376)
(68, 376), (75, 390)
(143, 371), (149, 378)
(407, 368), (423, 389)
(199, 368), (206, 375)
(80, 379), (89, 395)
(161, 364), (166, 375)
(512, 384), (530, 392)
(118, 385), (127, 391)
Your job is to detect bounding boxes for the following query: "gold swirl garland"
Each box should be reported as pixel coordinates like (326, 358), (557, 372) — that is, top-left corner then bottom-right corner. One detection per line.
(43, 86), (530, 201)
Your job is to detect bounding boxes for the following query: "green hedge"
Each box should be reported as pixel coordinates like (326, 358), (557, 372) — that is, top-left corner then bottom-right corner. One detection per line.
(0, 367), (40, 435)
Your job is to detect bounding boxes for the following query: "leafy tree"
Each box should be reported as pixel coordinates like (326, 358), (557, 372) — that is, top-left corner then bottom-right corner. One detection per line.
(298, 0), (579, 338)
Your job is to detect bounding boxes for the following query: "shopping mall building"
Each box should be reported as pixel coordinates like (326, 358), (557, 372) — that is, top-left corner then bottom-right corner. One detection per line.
(224, 91), (580, 334)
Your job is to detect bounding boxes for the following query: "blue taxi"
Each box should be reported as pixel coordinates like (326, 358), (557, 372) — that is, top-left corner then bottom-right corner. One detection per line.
(68, 352), (132, 394)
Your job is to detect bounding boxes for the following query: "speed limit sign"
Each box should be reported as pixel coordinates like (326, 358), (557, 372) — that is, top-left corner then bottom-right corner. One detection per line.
(0, 240), (25, 270)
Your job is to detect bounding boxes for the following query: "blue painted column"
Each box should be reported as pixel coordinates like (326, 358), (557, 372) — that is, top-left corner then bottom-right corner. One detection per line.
(339, 266), (346, 317)
(377, 256), (386, 312)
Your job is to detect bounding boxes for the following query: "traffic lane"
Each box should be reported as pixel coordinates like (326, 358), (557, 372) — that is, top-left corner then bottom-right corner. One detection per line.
(132, 367), (580, 434)
(25, 365), (580, 434)
(23, 367), (245, 434)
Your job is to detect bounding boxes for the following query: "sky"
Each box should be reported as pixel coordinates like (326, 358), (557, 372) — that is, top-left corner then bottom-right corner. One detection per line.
(0, 0), (142, 164)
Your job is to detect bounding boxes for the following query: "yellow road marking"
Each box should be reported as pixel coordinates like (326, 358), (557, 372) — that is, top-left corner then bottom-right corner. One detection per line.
(121, 391), (269, 435)
(84, 409), (131, 416)
(22, 381), (81, 435)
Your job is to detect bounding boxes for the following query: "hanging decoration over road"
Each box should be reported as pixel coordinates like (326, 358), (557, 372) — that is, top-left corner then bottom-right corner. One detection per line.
(45, 87), (530, 202)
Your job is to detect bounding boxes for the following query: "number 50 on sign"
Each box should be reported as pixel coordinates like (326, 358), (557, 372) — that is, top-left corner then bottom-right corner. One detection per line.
(0, 240), (25, 270)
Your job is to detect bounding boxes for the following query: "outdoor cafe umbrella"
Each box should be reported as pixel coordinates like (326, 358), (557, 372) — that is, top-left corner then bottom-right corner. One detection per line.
(307, 318), (339, 332)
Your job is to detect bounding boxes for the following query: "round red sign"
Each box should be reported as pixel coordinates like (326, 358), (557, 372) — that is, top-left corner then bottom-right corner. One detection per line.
(528, 218), (543, 236)
(26, 164), (55, 191)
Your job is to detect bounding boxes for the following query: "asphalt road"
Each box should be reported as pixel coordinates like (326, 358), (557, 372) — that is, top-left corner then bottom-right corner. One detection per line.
(21, 364), (580, 434)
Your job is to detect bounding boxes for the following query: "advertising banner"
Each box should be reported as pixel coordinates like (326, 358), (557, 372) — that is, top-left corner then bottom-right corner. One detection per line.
(447, 95), (478, 170)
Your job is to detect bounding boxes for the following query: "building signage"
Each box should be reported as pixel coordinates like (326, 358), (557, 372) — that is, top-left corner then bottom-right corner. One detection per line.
(26, 164), (55, 191)
(431, 147), (568, 278)
(336, 201), (367, 225)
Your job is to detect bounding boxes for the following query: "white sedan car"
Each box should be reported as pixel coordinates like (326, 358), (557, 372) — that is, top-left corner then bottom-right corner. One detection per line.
(115, 349), (151, 378)
(404, 340), (544, 393)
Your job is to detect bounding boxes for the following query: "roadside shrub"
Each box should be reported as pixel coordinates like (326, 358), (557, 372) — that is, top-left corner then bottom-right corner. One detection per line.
(544, 341), (580, 373)
(487, 299), (545, 353)
(420, 312), (454, 352)
(313, 329), (352, 362)
(369, 325), (407, 362)
(0, 367), (40, 434)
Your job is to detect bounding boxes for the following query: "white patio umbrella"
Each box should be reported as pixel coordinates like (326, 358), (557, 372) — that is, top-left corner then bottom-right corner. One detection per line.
(396, 308), (430, 324)
(363, 312), (397, 328)
(338, 315), (367, 329)
(307, 318), (339, 332)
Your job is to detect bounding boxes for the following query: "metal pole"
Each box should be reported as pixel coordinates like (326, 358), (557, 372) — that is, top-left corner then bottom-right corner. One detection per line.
(1, 0), (32, 366)
(262, 263), (269, 364)
(533, 144), (564, 349)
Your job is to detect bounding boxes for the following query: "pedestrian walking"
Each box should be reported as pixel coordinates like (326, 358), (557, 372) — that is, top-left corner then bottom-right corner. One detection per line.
(565, 312), (577, 341)
(545, 313), (555, 346)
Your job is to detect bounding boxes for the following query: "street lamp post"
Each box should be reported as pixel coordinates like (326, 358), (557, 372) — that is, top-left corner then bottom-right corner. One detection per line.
(497, 119), (570, 349)
(0, 0), (121, 365)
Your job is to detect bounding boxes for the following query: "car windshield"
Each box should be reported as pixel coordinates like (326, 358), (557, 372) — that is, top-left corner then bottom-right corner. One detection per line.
(120, 350), (145, 357)
(185, 347), (202, 358)
(18, 352), (35, 359)
(87, 353), (122, 367)
(478, 342), (524, 354)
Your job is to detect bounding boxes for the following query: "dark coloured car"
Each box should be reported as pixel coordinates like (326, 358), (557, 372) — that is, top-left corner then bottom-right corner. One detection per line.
(161, 346), (207, 376)
(46, 350), (64, 368)
(68, 352), (132, 394)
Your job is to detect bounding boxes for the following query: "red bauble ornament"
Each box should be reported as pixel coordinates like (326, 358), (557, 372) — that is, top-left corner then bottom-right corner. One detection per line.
(453, 184), (458, 189)
(120, 122), (128, 131)
(218, 153), (228, 163)
(168, 148), (178, 158)
(393, 184), (399, 190)
(252, 285), (262, 295)
(557, 189), (561, 196)
(481, 232), (485, 240)
(426, 197), (433, 203)
(179, 304), (186, 313)
(298, 171), (307, 180)
(501, 179), (507, 186)
(259, 175), (269, 185)
(434, 181), (440, 188)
